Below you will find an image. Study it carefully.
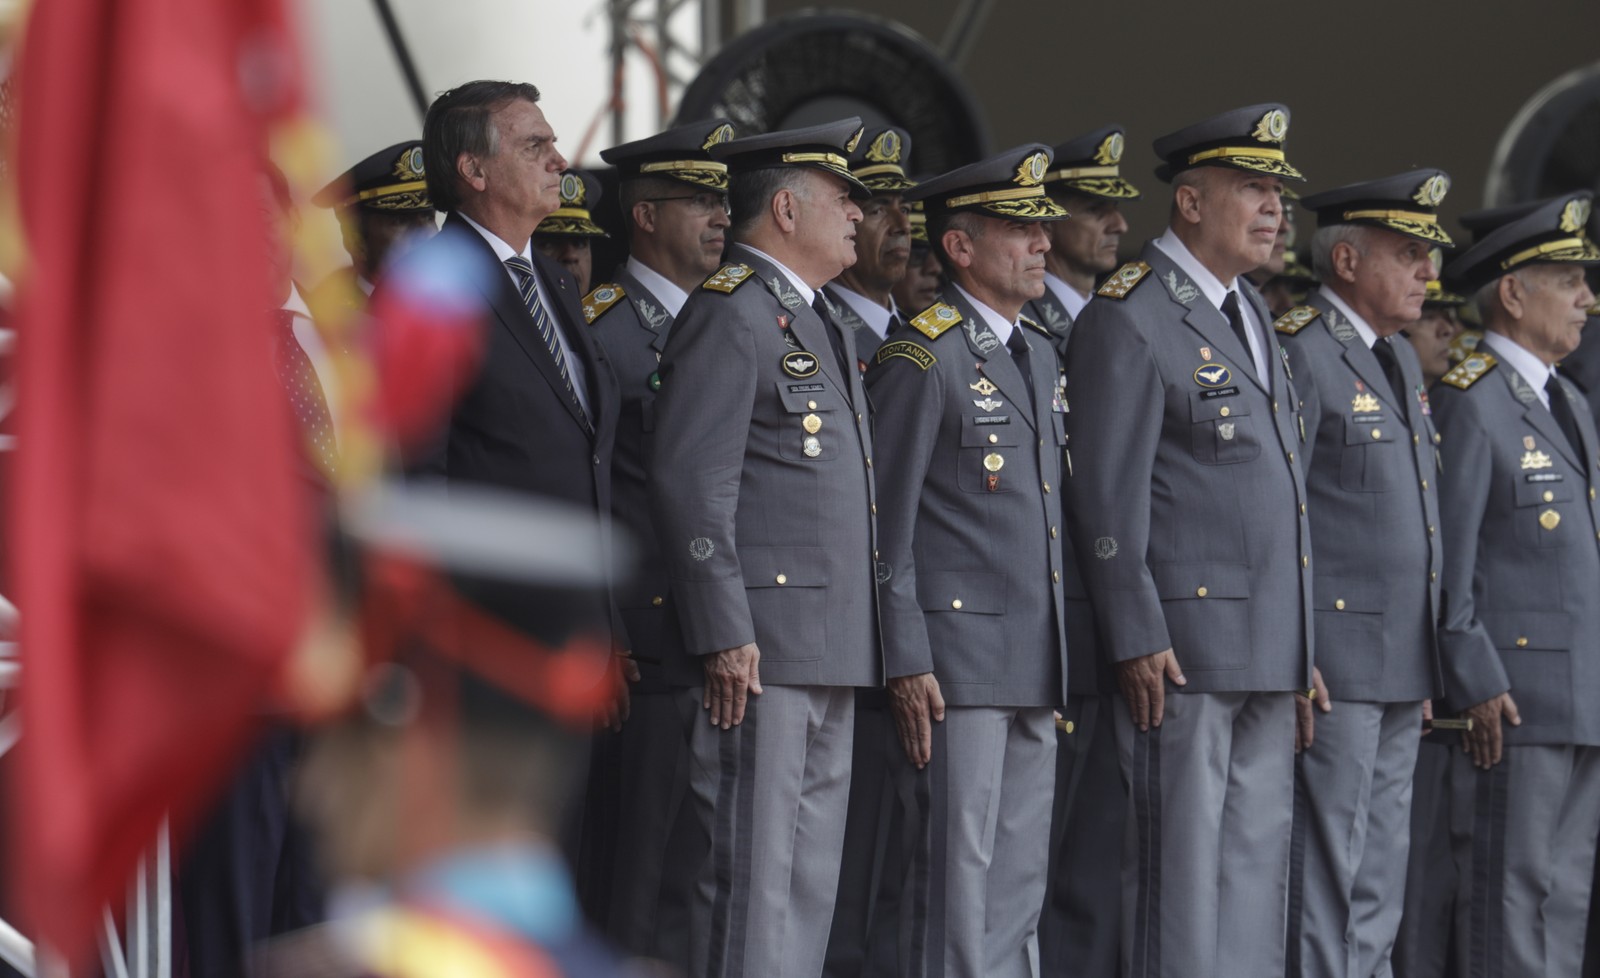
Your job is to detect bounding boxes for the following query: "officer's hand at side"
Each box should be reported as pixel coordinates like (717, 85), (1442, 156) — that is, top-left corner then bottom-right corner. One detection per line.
(704, 643), (762, 730)
(888, 672), (946, 769)
(1295, 666), (1332, 753)
(1463, 692), (1520, 769)
(1117, 649), (1185, 731)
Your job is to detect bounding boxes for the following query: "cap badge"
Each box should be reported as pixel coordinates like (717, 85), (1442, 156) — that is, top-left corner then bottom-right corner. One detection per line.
(1016, 152), (1050, 187)
(1252, 109), (1289, 144)
(392, 146), (425, 180)
(866, 129), (903, 164)
(845, 126), (864, 154)
(1561, 197), (1592, 234)
(703, 123), (735, 149)
(559, 172), (585, 206)
(1094, 132), (1124, 166)
(1413, 174), (1450, 208)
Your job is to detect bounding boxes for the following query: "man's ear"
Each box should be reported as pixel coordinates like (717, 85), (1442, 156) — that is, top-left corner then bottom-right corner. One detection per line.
(1173, 182), (1203, 226)
(941, 228), (974, 270)
(632, 201), (657, 235)
(1499, 273), (1526, 321)
(457, 152), (487, 194)
(1332, 239), (1361, 285)
(772, 188), (800, 234)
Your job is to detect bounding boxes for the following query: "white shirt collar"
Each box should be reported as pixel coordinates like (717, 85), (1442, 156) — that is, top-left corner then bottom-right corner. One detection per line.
(1152, 227), (1238, 313)
(1484, 330), (1555, 407)
(356, 274), (376, 297)
(1320, 288), (1380, 349)
(459, 211), (533, 265)
(282, 282), (313, 319)
(952, 282), (1016, 347)
(739, 244), (815, 308)
(829, 284), (898, 340)
(625, 257), (691, 318)
(1043, 271), (1090, 320)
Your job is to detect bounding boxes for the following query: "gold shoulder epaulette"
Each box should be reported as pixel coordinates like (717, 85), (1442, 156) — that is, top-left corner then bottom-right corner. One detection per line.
(702, 263), (754, 293)
(876, 339), (937, 370)
(1440, 352), (1498, 390)
(1097, 261), (1152, 299)
(1019, 315), (1050, 337)
(911, 302), (963, 340)
(1274, 305), (1321, 335)
(582, 283), (626, 324)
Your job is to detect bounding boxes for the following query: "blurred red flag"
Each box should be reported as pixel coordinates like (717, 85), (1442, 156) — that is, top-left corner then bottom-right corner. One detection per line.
(8, 0), (313, 956)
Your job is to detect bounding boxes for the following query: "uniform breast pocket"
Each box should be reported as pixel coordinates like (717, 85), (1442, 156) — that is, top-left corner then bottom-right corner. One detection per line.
(959, 421), (1021, 493)
(1513, 477), (1574, 549)
(1189, 391), (1260, 465)
(1339, 416), (1401, 492)
(776, 382), (839, 462)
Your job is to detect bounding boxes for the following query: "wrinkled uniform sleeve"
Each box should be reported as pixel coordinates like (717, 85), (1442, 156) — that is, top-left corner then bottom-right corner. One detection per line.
(647, 292), (757, 655)
(1433, 391), (1512, 709)
(1063, 301), (1170, 662)
(864, 350), (943, 678)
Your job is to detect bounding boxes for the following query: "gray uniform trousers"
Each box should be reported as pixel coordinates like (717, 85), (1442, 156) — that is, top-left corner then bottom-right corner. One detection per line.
(1393, 736), (1457, 978)
(683, 684), (857, 978)
(1450, 746), (1600, 978)
(897, 707), (1057, 978)
(1289, 701), (1424, 978)
(1114, 691), (1297, 978)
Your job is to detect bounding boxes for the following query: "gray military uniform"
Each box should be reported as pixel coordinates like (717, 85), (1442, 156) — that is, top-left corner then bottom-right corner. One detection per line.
(1022, 287), (1075, 363)
(583, 262), (697, 965)
(1432, 336), (1600, 978)
(1276, 290), (1443, 978)
(1064, 239), (1313, 978)
(649, 242), (881, 978)
(865, 286), (1067, 978)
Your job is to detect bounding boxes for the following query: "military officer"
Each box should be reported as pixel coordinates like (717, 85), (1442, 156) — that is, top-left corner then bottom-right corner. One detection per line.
(1260, 249), (1319, 319)
(647, 119), (877, 978)
(893, 196), (943, 314)
(1403, 250), (1470, 387)
(1024, 126), (1140, 362)
(534, 169), (608, 293)
(579, 117), (735, 965)
(1062, 104), (1314, 978)
(1275, 170), (1452, 978)
(1033, 126), (1142, 978)
(307, 140), (437, 322)
(822, 125), (915, 363)
(1432, 192), (1600, 978)
(863, 145), (1068, 977)
(819, 123), (916, 978)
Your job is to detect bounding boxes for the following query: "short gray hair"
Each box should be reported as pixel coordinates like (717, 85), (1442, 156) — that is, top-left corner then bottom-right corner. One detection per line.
(1475, 267), (1542, 323)
(1310, 224), (1372, 282)
(728, 167), (813, 238)
(928, 210), (988, 277)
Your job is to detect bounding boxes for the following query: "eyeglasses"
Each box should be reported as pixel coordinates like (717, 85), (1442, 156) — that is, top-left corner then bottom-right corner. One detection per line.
(643, 192), (730, 216)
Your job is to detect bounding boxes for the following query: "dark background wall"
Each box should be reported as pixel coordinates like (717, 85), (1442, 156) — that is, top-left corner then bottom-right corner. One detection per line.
(756, 0), (1600, 240)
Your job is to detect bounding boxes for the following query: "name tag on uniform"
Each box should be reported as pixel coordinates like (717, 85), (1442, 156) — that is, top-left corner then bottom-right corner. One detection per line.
(787, 383), (826, 394)
(1200, 386), (1240, 400)
(1352, 414), (1386, 424)
(1526, 472), (1565, 483)
(973, 415), (1011, 425)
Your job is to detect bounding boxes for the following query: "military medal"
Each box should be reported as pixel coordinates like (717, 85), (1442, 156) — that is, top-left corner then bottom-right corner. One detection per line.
(970, 377), (999, 397)
(1219, 421), (1237, 441)
(777, 314), (790, 330)
(1417, 385), (1432, 416)
(649, 372), (661, 391)
(802, 413), (822, 434)
(984, 451), (1004, 491)
(803, 435), (822, 458)
(1352, 392), (1381, 413)
(1200, 346), (1212, 361)
(1540, 509), (1561, 530)
(1525, 435), (1537, 450)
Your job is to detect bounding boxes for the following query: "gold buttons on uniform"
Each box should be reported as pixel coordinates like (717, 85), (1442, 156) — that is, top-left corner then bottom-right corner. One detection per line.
(1288, 451), (1296, 463)
(1544, 490), (1555, 502)
(1274, 401), (1280, 412)
(871, 503), (878, 515)
(1053, 571), (1061, 583)
(1516, 637), (1529, 648)
(651, 596), (664, 607)
(952, 599), (963, 610)
(1371, 429), (1382, 440)
(1428, 525), (1435, 536)
(1303, 555), (1310, 568)
(989, 433), (999, 444)
(1065, 720), (1076, 734)
(1335, 599), (1346, 610)
(1591, 487), (1597, 500)
(775, 574), (788, 585)
(1043, 481), (1052, 493)
(1220, 407), (1231, 417)
(866, 457), (873, 468)
(1050, 526), (1059, 539)
(807, 400), (818, 410)
(1300, 503), (1307, 515)
(1196, 586), (1209, 598)
(1413, 434), (1420, 446)
(1430, 571), (1437, 582)
(1421, 479), (1429, 490)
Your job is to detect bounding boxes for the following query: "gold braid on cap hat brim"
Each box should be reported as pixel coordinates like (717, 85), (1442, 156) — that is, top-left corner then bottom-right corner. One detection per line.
(1341, 210), (1454, 247)
(1501, 236), (1600, 270)
(1187, 147), (1305, 181)
(639, 160), (730, 192)
(1052, 176), (1141, 201)
(536, 214), (608, 237)
(978, 196), (1072, 221)
(361, 189), (434, 211)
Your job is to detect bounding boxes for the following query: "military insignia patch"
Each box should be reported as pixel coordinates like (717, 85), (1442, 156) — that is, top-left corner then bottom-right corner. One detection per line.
(782, 351), (820, 378)
(1524, 435), (1537, 451)
(1016, 152), (1050, 187)
(1253, 108), (1289, 143)
(1165, 271), (1200, 305)
(1019, 315), (1050, 337)
(582, 283), (626, 324)
(1540, 509), (1562, 530)
(845, 126), (864, 153)
(1218, 421), (1237, 440)
(865, 129), (903, 163)
(973, 397), (1004, 411)
(1200, 346), (1212, 361)
(1413, 174), (1450, 208)
(1274, 305), (1321, 335)
(689, 537), (715, 561)
(634, 297), (668, 331)
(1562, 197), (1592, 234)
(1522, 449), (1554, 470)
(965, 320), (1001, 354)
(1352, 392), (1381, 414)
(1095, 132), (1124, 166)
(1093, 537), (1118, 560)
(703, 263), (753, 292)
(703, 123), (735, 149)
(876, 340), (937, 370)
(911, 302), (963, 339)
(803, 435), (823, 458)
(392, 145), (425, 180)
(1329, 314), (1359, 342)
(1510, 372), (1539, 405)
(767, 275), (805, 310)
(1194, 364), (1233, 388)
(1098, 261), (1152, 299)
(971, 377), (998, 396)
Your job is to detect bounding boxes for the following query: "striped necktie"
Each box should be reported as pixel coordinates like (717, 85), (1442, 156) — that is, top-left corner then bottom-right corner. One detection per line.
(504, 255), (589, 428)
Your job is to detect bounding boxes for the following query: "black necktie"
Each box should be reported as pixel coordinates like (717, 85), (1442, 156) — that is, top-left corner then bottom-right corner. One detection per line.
(505, 255), (591, 431)
(1006, 327), (1036, 409)
(1546, 373), (1584, 459)
(1371, 336), (1410, 410)
(813, 295), (853, 384)
(1221, 291), (1253, 367)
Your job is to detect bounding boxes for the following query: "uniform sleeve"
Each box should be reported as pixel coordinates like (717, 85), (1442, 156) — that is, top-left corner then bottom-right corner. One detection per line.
(647, 294), (758, 656)
(863, 350), (944, 678)
(1433, 391), (1512, 709)
(1063, 303), (1171, 662)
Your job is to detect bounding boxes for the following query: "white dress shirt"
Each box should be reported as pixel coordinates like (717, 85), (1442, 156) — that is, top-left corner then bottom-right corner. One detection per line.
(1153, 228), (1270, 385)
(624, 257), (691, 318)
(459, 211), (591, 413)
(830, 283), (900, 341)
(1485, 330), (1555, 408)
(1042, 271), (1090, 321)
